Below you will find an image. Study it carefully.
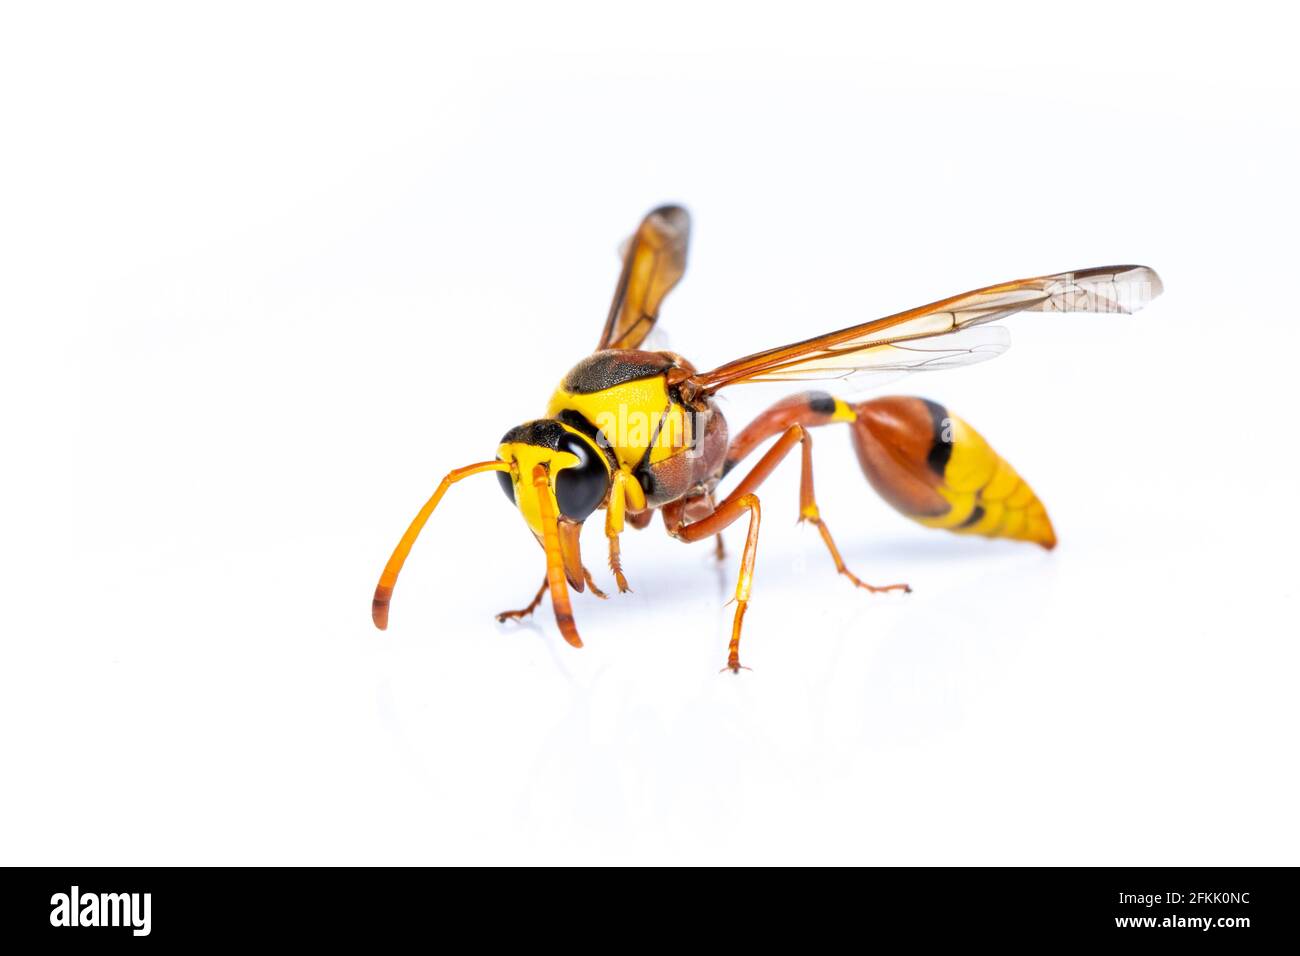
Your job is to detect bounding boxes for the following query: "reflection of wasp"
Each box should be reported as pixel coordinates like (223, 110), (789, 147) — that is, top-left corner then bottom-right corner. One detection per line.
(373, 206), (1162, 671)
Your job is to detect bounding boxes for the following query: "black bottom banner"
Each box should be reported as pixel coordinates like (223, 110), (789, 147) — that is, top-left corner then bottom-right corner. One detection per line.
(1, 866), (1292, 945)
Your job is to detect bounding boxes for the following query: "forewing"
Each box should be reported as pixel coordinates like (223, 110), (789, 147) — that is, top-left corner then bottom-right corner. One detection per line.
(691, 265), (1162, 392)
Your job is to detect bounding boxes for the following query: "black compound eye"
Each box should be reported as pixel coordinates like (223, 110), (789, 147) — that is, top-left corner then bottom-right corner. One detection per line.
(554, 433), (607, 521)
(496, 464), (515, 504)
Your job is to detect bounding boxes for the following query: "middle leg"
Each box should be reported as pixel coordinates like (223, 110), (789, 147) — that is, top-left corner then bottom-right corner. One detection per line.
(666, 420), (907, 670)
(664, 425), (807, 671)
(665, 490), (763, 673)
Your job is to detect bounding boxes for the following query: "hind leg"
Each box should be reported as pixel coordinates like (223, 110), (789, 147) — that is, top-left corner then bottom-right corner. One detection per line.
(667, 421), (902, 672)
(795, 429), (911, 594)
(725, 392), (910, 594)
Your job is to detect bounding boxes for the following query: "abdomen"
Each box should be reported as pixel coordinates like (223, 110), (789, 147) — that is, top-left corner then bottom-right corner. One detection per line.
(850, 396), (1056, 549)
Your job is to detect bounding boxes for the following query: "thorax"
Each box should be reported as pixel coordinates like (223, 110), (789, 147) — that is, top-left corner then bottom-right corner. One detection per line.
(545, 350), (729, 505)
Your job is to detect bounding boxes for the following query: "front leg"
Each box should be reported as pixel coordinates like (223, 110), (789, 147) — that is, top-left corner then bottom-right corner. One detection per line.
(497, 570), (606, 624)
(604, 468), (646, 593)
(582, 567), (609, 599)
(495, 576), (548, 622)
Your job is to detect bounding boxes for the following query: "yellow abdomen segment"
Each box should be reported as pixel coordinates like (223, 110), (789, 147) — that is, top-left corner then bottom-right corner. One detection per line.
(850, 396), (1056, 549)
(916, 414), (1055, 547)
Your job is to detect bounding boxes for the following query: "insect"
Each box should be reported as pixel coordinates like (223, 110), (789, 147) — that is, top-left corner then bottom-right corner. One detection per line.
(372, 205), (1162, 671)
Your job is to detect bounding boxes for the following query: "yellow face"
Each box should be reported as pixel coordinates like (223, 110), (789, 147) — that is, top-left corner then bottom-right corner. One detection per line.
(495, 421), (611, 536)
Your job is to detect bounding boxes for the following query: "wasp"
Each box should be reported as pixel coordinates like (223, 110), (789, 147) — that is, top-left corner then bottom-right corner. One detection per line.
(372, 206), (1162, 671)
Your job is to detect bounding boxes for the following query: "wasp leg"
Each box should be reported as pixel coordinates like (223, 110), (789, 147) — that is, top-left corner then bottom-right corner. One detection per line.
(604, 469), (644, 594)
(668, 422), (911, 669)
(667, 493), (761, 673)
(582, 566), (609, 599)
(607, 536), (630, 593)
(626, 508), (655, 530)
(723, 497), (760, 673)
(666, 425), (817, 671)
(727, 394), (910, 593)
(714, 534), (726, 561)
(495, 576), (548, 622)
(796, 429), (911, 594)
(606, 506), (654, 595)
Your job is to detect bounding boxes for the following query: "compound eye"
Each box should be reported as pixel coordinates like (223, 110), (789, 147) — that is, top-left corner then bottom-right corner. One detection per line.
(496, 463), (515, 504)
(554, 433), (607, 522)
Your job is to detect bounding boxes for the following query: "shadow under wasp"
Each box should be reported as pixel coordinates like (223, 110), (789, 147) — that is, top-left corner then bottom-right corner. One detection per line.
(372, 205), (1162, 671)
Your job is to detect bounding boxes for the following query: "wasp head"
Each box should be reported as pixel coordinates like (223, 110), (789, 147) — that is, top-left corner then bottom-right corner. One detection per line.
(496, 419), (612, 592)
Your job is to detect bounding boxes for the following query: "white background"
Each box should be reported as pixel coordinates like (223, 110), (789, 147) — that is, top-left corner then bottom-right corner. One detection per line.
(3, 2), (1298, 865)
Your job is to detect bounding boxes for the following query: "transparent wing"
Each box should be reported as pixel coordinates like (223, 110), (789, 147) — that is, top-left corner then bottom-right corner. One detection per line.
(690, 265), (1162, 393)
(597, 205), (690, 351)
(736, 325), (1011, 392)
(640, 324), (674, 353)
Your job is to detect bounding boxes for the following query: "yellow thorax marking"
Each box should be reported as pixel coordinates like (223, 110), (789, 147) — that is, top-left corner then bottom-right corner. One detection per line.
(547, 377), (692, 471)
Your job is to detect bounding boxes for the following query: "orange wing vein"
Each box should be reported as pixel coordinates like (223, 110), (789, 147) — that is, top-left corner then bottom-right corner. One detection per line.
(688, 265), (1163, 394)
